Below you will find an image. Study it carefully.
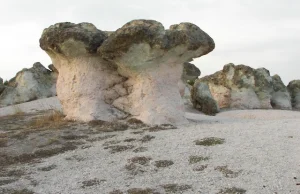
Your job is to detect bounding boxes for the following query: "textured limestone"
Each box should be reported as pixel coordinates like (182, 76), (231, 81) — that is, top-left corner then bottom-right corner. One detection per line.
(0, 62), (57, 107)
(192, 63), (291, 113)
(40, 23), (127, 121)
(40, 20), (214, 124)
(287, 80), (300, 109)
(99, 20), (214, 124)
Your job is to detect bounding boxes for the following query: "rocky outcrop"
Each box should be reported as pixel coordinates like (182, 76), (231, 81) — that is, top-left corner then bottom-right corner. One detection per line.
(287, 80), (300, 109)
(0, 78), (5, 94)
(0, 62), (57, 107)
(192, 63), (291, 113)
(271, 75), (292, 109)
(40, 20), (215, 125)
(191, 82), (219, 115)
(180, 62), (201, 106)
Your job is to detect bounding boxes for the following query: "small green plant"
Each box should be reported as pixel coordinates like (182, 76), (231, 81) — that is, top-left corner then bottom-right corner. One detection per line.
(195, 137), (225, 146)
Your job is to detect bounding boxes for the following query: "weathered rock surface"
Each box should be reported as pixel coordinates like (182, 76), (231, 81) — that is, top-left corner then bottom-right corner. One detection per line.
(287, 80), (300, 109)
(180, 62), (201, 106)
(0, 62), (57, 107)
(0, 77), (5, 94)
(191, 82), (219, 115)
(271, 75), (292, 109)
(192, 63), (292, 113)
(40, 20), (215, 125)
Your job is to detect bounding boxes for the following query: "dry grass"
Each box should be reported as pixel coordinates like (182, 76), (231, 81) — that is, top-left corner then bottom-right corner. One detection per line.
(12, 105), (25, 116)
(28, 110), (67, 129)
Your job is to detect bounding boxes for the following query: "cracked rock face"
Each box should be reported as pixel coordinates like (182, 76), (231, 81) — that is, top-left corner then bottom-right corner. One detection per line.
(0, 62), (57, 107)
(287, 80), (300, 109)
(40, 20), (214, 125)
(192, 63), (291, 113)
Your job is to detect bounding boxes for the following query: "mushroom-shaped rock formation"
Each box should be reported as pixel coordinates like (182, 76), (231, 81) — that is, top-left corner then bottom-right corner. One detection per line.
(98, 20), (215, 125)
(40, 22), (127, 121)
(192, 63), (292, 113)
(0, 62), (57, 107)
(287, 80), (300, 109)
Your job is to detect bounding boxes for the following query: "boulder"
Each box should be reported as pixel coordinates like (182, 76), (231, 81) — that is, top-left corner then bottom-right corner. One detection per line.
(191, 82), (219, 115)
(192, 63), (292, 113)
(271, 75), (292, 109)
(0, 77), (5, 94)
(40, 20), (215, 125)
(287, 80), (300, 109)
(180, 62), (201, 106)
(0, 62), (57, 107)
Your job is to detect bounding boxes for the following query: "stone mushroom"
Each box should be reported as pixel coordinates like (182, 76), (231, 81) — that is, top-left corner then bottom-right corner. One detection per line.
(99, 20), (215, 125)
(40, 22), (127, 121)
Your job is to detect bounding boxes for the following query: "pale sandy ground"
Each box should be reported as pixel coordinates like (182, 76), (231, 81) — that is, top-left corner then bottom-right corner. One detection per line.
(1, 98), (300, 194)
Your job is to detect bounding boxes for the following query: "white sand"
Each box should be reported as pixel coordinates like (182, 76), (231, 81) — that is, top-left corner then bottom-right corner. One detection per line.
(1, 98), (300, 193)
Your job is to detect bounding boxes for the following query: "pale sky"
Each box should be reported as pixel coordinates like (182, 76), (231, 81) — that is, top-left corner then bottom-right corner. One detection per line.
(1, 0), (299, 84)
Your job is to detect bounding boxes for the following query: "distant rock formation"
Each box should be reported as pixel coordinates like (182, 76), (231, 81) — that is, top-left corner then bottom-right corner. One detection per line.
(0, 62), (57, 107)
(180, 62), (201, 106)
(287, 80), (300, 109)
(40, 20), (215, 125)
(0, 77), (5, 94)
(192, 63), (292, 114)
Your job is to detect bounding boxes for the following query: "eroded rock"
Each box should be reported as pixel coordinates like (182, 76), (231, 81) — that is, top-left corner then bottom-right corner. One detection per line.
(40, 20), (215, 125)
(287, 80), (300, 109)
(99, 20), (214, 125)
(191, 82), (219, 115)
(40, 22), (127, 121)
(0, 77), (5, 94)
(192, 63), (292, 113)
(0, 63), (57, 107)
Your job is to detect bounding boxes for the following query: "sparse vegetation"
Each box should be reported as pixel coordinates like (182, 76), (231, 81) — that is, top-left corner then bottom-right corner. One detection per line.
(127, 188), (156, 194)
(12, 105), (25, 116)
(104, 145), (135, 154)
(28, 110), (67, 129)
(215, 166), (241, 178)
(217, 187), (246, 194)
(88, 120), (129, 132)
(154, 160), (174, 168)
(161, 184), (192, 193)
(128, 156), (152, 165)
(38, 164), (57, 171)
(133, 147), (148, 153)
(189, 155), (210, 164)
(81, 178), (102, 188)
(195, 137), (225, 146)
(140, 135), (155, 143)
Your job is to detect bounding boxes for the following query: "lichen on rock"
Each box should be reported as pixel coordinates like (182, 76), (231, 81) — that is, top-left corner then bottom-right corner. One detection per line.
(192, 63), (292, 113)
